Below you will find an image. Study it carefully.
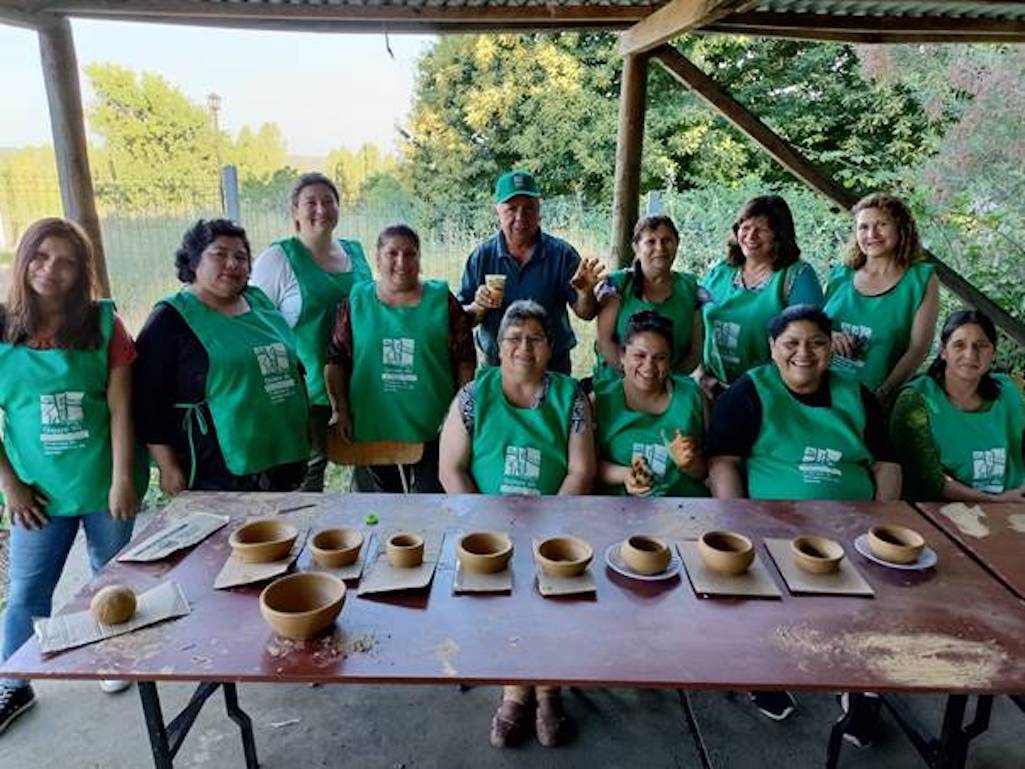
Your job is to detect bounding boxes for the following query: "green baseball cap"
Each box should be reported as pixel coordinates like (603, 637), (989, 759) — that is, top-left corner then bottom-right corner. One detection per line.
(494, 170), (541, 203)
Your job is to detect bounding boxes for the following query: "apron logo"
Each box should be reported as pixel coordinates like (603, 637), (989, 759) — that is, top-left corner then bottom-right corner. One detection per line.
(631, 442), (668, 477)
(252, 343), (297, 403)
(712, 320), (741, 363)
(499, 446), (542, 495)
(972, 448), (1006, 493)
(381, 338), (418, 389)
(799, 446), (843, 484)
(39, 391), (89, 454)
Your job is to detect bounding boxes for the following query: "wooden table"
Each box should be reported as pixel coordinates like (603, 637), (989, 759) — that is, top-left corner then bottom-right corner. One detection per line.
(5, 493), (1025, 769)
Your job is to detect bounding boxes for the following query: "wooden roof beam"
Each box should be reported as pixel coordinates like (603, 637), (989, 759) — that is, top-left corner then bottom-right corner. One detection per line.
(0, 5), (43, 28)
(620, 0), (756, 56)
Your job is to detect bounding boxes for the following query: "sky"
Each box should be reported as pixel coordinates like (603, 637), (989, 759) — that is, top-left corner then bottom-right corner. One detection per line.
(0, 19), (435, 156)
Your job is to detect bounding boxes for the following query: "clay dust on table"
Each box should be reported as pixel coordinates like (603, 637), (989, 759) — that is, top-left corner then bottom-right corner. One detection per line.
(266, 630), (381, 665)
(938, 503), (990, 538)
(1007, 513), (1025, 534)
(774, 625), (1008, 689)
(435, 638), (460, 677)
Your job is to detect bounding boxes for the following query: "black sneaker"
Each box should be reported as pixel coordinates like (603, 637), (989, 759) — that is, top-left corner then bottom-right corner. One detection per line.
(838, 692), (882, 748)
(0, 684), (36, 735)
(750, 690), (796, 721)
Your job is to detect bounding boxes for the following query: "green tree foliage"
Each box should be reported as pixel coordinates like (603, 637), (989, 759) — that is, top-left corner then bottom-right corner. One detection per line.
(325, 143), (399, 202)
(0, 146), (63, 246)
(230, 123), (289, 183)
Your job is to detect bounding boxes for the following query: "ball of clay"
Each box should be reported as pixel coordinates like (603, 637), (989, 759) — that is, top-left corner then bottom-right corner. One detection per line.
(90, 585), (137, 625)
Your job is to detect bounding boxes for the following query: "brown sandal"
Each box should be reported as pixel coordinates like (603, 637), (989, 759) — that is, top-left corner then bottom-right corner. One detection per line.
(489, 698), (532, 748)
(536, 696), (570, 747)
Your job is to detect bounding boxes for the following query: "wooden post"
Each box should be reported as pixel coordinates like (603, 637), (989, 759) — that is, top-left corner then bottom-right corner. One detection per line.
(610, 52), (649, 269)
(652, 45), (1025, 348)
(38, 17), (111, 297)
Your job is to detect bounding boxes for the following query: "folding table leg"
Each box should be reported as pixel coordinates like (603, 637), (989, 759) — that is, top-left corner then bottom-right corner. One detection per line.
(223, 682), (260, 769)
(138, 681), (175, 769)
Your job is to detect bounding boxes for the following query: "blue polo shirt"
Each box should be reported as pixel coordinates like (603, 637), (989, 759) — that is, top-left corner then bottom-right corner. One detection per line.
(457, 230), (581, 365)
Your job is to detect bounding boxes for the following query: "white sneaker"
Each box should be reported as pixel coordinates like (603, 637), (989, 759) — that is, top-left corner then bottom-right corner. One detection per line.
(99, 679), (131, 694)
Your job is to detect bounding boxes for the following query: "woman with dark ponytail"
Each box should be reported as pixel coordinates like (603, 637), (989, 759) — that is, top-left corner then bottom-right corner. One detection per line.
(593, 216), (702, 386)
(891, 309), (1024, 501)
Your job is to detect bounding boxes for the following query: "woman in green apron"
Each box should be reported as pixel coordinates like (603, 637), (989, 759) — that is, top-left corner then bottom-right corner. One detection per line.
(438, 300), (595, 750)
(823, 193), (940, 402)
(1, 218), (145, 729)
(594, 216), (702, 386)
(892, 310), (1024, 502)
(699, 195), (823, 395)
(324, 225), (475, 492)
(251, 172), (371, 491)
(134, 219), (310, 494)
(594, 310), (708, 496)
(706, 304), (900, 732)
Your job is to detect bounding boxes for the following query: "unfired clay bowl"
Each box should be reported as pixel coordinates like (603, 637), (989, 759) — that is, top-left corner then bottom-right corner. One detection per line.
(620, 535), (671, 575)
(868, 525), (925, 565)
(457, 532), (513, 574)
(259, 572), (346, 640)
(790, 535), (845, 575)
(386, 532), (425, 568)
(698, 530), (755, 576)
(311, 528), (364, 568)
(229, 519), (298, 563)
(535, 536), (593, 578)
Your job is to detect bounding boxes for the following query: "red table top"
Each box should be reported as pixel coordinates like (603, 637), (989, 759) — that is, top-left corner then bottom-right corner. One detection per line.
(5, 493), (1025, 695)
(915, 501), (1025, 601)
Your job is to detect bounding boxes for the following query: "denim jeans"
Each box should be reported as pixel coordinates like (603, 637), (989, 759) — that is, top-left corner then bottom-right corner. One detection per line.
(2, 510), (134, 688)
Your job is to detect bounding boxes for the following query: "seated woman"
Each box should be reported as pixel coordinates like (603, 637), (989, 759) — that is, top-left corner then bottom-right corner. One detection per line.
(324, 224), (475, 492)
(134, 219), (310, 493)
(594, 310), (707, 496)
(438, 299), (595, 749)
(892, 309), (1024, 502)
(593, 216), (702, 385)
(824, 193), (940, 403)
(706, 303), (900, 738)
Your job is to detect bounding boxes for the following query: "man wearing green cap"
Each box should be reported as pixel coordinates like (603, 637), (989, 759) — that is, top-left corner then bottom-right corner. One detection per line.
(458, 169), (605, 375)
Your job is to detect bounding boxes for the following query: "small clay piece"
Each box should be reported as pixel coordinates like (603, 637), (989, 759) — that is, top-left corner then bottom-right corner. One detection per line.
(457, 531), (513, 574)
(620, 535), (671, 575)
(868, 525), (925, 565)
(790, 535), (845, 575)
(535, 536), (593, 578)
(311, 528), (364, 568)
(90, 585), (137, 625)
(666, 429), (697, 469)
(386, 532), (425, 568)
(259, 572), (346, 640)
(629, 455), (654, 488)
(698, 530), (755, 576)
(229, 519), (298, 563)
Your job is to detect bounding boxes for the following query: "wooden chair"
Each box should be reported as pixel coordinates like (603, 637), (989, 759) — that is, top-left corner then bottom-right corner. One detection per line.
(326, 432), (424, 493)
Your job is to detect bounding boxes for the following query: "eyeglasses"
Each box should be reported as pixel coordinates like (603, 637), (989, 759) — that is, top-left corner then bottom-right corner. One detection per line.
(501, 334), (547, 348)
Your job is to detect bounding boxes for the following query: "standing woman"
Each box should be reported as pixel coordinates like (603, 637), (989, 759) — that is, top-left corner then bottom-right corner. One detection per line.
(594, 216), (702, 386)
(700, 195), (823, 393)
(134, 219), (310, 494)
(824, 193), (940, 402)
(892, 310), (1024, 502)
(251, 172), (372, 490)
(1, 219), (145, 730)
(324, 224), (476, 492)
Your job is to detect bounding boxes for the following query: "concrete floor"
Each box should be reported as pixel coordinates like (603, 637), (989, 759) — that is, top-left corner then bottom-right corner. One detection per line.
(1, 511), (1023, 769)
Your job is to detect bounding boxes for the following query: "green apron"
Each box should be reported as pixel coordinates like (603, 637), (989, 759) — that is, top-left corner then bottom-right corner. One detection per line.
(161, 287), (309, 480)
(905, 374), (1025, 494)
(593, 268), (699, 386)
(0, 301), (146, 515)
(277, 236), (372, 406)
(594, 375), (707, 497)
(747, 364), (875, 501)
(348, 279), (454, 442)
(471, 367), (576, 495)
(701, 261), (790, 384)
(823, 262), (934, 391)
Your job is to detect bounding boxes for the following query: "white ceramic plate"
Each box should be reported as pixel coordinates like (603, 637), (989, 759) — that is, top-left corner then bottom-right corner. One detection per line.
(604, 542), (683, 582)
(854, 534), (937, 571)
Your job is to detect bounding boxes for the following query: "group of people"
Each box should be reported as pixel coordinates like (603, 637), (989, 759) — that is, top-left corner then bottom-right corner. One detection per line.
(0, 169), (1022, 749)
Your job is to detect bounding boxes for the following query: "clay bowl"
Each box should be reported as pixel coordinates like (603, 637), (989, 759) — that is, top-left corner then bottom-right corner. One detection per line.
(457, 531), (513, 575)
(229, 519), (298, 563)
(791, 535), (845, 575)
(869, 524), (925, 565)
(259, 572), (346, 640)
(698, 530), (755, 576)
(310, 528), (364, 568)
(620, 535), (671, 575)
(535, 536), (593, 578)
(386, 532), (425, 569)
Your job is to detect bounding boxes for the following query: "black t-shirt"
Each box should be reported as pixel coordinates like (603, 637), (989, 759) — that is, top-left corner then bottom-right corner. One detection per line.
(705, 371), (896, 463)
